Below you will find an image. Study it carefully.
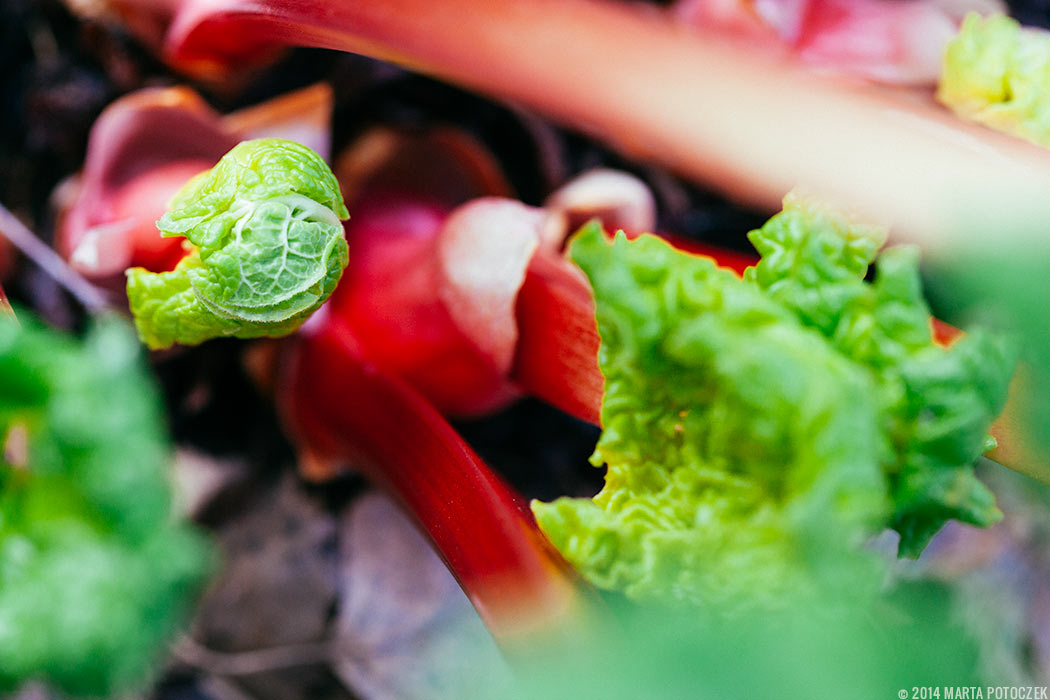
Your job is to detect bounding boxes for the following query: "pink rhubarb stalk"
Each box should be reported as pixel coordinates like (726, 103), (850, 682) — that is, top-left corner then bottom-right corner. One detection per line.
(154, 0), (1050, 252)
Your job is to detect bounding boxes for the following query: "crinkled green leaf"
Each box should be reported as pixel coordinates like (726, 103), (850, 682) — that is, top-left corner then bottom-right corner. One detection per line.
(534, 223), (889, 609)
(127, 138), (349, 349)
(0, 314), (212, 696)
(938, 13), (1050, 148)
(534, 195), (1015, 608)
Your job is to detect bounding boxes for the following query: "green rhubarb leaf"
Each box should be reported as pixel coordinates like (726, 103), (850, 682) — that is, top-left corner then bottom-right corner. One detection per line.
(938, 13), (1050, 148)
(0, 313), (211, 696)
(127, 138), (349, 349)
(533, 222), (889, 609)
(534, 195), (1015, 608)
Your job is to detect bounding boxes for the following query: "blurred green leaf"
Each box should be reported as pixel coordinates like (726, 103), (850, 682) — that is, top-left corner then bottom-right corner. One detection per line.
(0, 313), (212, 696)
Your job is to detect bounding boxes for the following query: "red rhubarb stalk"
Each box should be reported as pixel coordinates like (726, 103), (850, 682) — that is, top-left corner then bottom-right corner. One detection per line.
(279, 319), (592, 641)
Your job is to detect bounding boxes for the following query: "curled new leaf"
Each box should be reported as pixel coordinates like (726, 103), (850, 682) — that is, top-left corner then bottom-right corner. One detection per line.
(127, 138), (349, 349)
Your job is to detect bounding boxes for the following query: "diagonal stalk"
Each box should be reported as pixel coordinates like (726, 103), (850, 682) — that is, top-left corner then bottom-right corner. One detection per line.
(279, 318), (596, 642)
(164, 0), (1050, 252)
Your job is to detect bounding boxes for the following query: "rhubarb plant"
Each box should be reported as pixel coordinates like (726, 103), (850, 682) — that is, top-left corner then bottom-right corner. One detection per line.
(533, 196), (1016, 607)
(112, 130), (594, 636)
(127, 138), (349, 348)
(0, 313), (211, 696)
